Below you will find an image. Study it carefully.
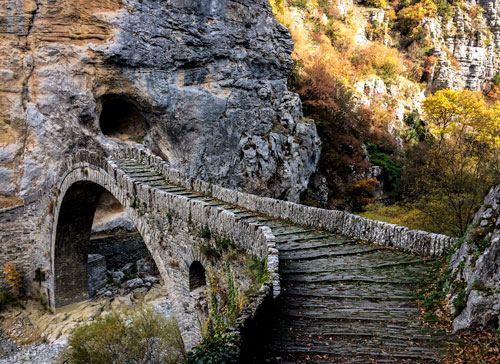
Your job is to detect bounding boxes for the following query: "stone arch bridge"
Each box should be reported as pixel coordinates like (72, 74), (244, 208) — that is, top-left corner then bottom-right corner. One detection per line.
(1, 146), (458, 360)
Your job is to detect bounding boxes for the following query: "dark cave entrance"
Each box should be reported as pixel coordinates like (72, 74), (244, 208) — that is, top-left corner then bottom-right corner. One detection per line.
(99, 98), (147, 141)
(54, 184), (160, 307)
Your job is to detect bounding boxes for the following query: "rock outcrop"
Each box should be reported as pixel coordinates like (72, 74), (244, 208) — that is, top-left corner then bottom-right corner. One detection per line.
(449, 184), (500, 332)
(0, 0), (320, 205)
(428, 1), (500, 92)
(356, 1), (500, 94)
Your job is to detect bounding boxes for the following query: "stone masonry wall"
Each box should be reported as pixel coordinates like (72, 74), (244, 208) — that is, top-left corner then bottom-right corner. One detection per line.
(37, 149), (278, 348)
(0, 203), (40, 290)
(0, 144), (457, 349)
(118, 146), (457, 257)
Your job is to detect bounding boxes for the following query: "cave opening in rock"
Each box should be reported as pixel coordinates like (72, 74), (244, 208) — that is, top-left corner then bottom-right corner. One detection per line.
(53, 184), (161, 307)
(189, 261), (206, 291)
(99, 98), (147, 141)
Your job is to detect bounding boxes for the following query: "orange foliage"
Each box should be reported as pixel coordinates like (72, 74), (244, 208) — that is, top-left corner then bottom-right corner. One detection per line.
(353, 42), (404, 82)
(422, 55), (438, 80)
(3, 263), (23, 296)
(487, 84), (500, 100)
(349, 178), (380, 210)
(468, 5), (478, 19)
(298, 62), (346, 111)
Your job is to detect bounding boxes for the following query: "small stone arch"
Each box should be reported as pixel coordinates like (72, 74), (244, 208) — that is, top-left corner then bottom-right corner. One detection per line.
(189, 261), (206, 291)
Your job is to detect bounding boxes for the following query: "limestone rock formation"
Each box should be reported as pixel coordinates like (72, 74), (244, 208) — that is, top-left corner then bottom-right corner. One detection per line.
(0, 0), (320, 205)
(449, 184), (500, 332)
(427, 0), (500, 92)
(354, 0), (500, 94)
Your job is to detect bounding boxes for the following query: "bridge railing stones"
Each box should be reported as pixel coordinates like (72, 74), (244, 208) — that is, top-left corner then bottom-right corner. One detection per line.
(116, 146), (457, 257)
(112, 147), (280, 296)
(67, 149), (281, 293)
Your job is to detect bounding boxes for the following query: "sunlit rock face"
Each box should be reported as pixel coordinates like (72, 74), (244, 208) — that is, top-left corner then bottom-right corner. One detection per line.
(0, 0), (320, 204)
(428, 0), (500, 93)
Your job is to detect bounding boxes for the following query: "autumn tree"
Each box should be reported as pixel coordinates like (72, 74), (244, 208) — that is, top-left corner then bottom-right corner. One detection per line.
(418, 89), (500, 236)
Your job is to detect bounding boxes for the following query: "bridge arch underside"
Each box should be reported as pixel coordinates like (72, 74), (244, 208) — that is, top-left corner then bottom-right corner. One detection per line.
(49, 169), (212, 347)
(54, 181), (107, 307)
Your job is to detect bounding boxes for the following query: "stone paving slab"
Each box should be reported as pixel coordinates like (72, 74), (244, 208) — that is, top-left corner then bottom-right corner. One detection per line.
(112, 157), (452, 363)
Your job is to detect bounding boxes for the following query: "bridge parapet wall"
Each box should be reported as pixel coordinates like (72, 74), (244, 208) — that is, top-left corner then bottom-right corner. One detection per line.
(112, 148), (280, 295)
(116, 147), (457, 257)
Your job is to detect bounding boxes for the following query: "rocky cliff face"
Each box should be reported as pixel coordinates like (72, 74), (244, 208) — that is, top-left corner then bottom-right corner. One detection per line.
(428, 0), (500, 92)
(449, 184), (500, 332)
(0, 0), (320, 205)
(352, 0), (500, 110)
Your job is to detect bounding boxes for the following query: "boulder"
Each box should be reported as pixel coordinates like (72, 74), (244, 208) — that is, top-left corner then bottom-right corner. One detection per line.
(125, 278), (144, 290)
(87, 254), (107, 297)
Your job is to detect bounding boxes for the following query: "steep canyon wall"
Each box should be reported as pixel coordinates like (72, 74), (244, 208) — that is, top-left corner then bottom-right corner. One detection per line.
(0, 0), (320, 206)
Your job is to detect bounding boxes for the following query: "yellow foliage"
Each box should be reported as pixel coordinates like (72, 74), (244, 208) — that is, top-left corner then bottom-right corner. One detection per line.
(423, 89), (498, 144)
(3, 263), (23, 296)
(421, 89), (500, 235)
(398, 0), (438, 28)
(359, 202), (452, 235)
(270, 0), (285, 14)
(354, 42), (405, 82)
(386, 8), (397, 21)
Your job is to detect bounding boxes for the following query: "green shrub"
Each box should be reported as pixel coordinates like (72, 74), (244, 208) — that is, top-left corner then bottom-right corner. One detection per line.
(367, 144), (402, 191)
(247, 257), (269, 292)
(184, 336), (238, 364)
(493, 72), (500, 86)
(403, 112), (427, 143)
(422, 289), (445, 311)
(216, 238), (234, 251)
(200, 226), (211, 239)
(61, 308), (185, 364)
(424, 311), (439, 324)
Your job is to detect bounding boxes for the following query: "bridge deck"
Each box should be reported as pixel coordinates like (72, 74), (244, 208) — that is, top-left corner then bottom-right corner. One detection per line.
(112, 157), (452, 363)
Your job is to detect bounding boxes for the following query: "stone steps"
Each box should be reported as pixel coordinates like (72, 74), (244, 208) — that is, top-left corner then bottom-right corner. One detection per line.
(279, 247), (388, 261)
(111, 157), (452, 363)
(282, 282), (418, 301)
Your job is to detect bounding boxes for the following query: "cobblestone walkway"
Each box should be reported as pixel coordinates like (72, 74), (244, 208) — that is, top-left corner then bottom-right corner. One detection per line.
(262, 222), (453, 363)
(113, 157), (452, 363)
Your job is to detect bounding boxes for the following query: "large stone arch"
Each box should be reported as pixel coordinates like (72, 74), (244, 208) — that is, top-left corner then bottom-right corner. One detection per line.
(49, 162), (165, 307)
(53, 181), (107, 306)
(43, 148), (277, 348)
(46, 155), (203, 346)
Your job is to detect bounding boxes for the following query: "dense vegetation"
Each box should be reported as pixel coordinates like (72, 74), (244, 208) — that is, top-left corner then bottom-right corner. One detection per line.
(184, 263), (244, 363)
(60, 309), (186, 364)
(272, 0), (500, 237)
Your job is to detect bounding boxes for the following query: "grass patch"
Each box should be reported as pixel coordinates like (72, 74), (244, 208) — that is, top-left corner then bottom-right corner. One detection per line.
(246, 257), (269, 294)
(200, 226), (211, 239)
